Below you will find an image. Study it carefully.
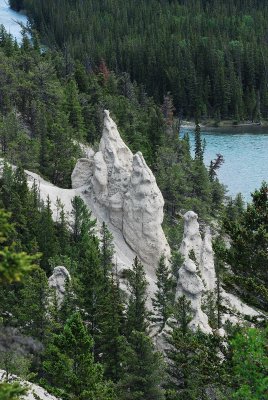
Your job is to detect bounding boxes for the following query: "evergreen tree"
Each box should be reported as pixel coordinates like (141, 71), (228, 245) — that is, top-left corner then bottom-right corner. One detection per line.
(194, 122), (204, 162)
(152, 255), (173, 332)
(100, 222), (114, 278)
(42, 312), (115, 400)
(223, 182), (268, 310)
(18, 267), (50, 341)
(165, 296), (224, 399)
(118, 330), (165, 400)
(64, 79), (85, 140)
(37, 197), (59, 274)
(0, 209), (37, 283)
(125, 257), (149, 336)
(98, 273), (126, 382)
(231, 326), (268, 400)
(0, 382), (27, 400)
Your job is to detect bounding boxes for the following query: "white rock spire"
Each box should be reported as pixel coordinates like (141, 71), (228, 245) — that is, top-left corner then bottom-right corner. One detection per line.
(72, 110), (170, 285)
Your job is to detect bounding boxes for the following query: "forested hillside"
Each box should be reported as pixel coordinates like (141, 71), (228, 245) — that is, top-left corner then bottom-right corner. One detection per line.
(11, 0), (268, 121)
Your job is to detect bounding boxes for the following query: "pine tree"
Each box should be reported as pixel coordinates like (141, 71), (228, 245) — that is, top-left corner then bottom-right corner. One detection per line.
(70, 196), (95, 252)
(125, 257), (149, 336)
(37, 197), (59, 274)
(194, 122), (204, 162)
(18, 267), (50, 341)
(152, 255), (173, 332)
(42, 312), (115, 400)
(0, 382), (27, 400)
(100, 222), (114, 278)
(0, 209), (37, 284)
(165, 296), (224, 399)
(231, 326), (268, 400)
(118, 330), (165, 400)
(64, 79), (85, 139)
(98, 273), (126, 382)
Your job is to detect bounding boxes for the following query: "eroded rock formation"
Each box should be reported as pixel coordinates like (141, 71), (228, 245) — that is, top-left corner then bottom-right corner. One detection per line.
(177, 211), (215, 333)
(72, 110), (170, 270)
(179, 211), (216, 291)
(177, 211), (263, 333)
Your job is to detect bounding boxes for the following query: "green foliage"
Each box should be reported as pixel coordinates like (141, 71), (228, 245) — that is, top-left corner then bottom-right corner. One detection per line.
(20, 0), (268, 120)
(0, 382), (27, 400)
(165, 296), (225, 399)
(223, 182), (268, 310)
(118, 331), (165, 400)
(0, 209), (38, 283)
(18, 268), (50, 341)
(42, 312), (116, 400)
(231, 326), (268, 399)
(125, 257), (149, 336)
(152, 255), (173, 331)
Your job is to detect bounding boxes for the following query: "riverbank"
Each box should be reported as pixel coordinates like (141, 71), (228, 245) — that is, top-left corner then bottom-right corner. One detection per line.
(181, 119), (268, 133)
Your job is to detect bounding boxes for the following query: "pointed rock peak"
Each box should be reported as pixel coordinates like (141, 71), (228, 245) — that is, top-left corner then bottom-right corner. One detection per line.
(100, 110), (133, 171)
(103, 109), (120, 139)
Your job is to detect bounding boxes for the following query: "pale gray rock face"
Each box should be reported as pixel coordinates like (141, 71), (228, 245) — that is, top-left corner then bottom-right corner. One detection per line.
(71, 157), (94, 189)
(48, 266), (71, 305)
(180, 211), (202, 262)
(200, 227), (216, 291)
(180, 211), (216, 291)
(72, 110), (170, 272)
(123, 152), (168, 265)
(177, 211), (215, 333)
(176, 258), (212, 334)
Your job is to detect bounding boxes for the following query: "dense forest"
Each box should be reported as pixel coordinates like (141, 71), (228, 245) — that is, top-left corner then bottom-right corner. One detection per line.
(0, 0), (267, 399)
(9, 0), (268, 121)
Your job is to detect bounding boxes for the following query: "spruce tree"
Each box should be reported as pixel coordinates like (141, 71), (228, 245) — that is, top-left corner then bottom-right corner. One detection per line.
(125, 256), (149, 336)
(42, 312), (115, 400)
(18, 267), (50, 341)
(118, 330), (165, 400)
(152, 255), (173, 332)
(119, 257), (165, 399)
(194, 122), (204, 162)
(100, 222), (114, 278)
(165, 296), (224, 399)
(37, 197), (59, 273)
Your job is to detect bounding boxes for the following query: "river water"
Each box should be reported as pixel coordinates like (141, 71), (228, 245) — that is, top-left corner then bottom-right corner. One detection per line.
(183, 126), (268, 202)
(0, 0), (28, 42)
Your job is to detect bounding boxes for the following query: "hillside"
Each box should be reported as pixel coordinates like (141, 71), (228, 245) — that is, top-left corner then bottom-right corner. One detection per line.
(11, 0), (268, 121)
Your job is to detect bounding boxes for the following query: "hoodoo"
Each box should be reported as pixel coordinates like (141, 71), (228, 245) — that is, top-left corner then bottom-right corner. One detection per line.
(72, 110), (170, 277)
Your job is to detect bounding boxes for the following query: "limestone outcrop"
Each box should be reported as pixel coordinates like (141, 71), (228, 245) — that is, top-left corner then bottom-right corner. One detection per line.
(48, 266), (71, 305)
(72, 110), (170, 271)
